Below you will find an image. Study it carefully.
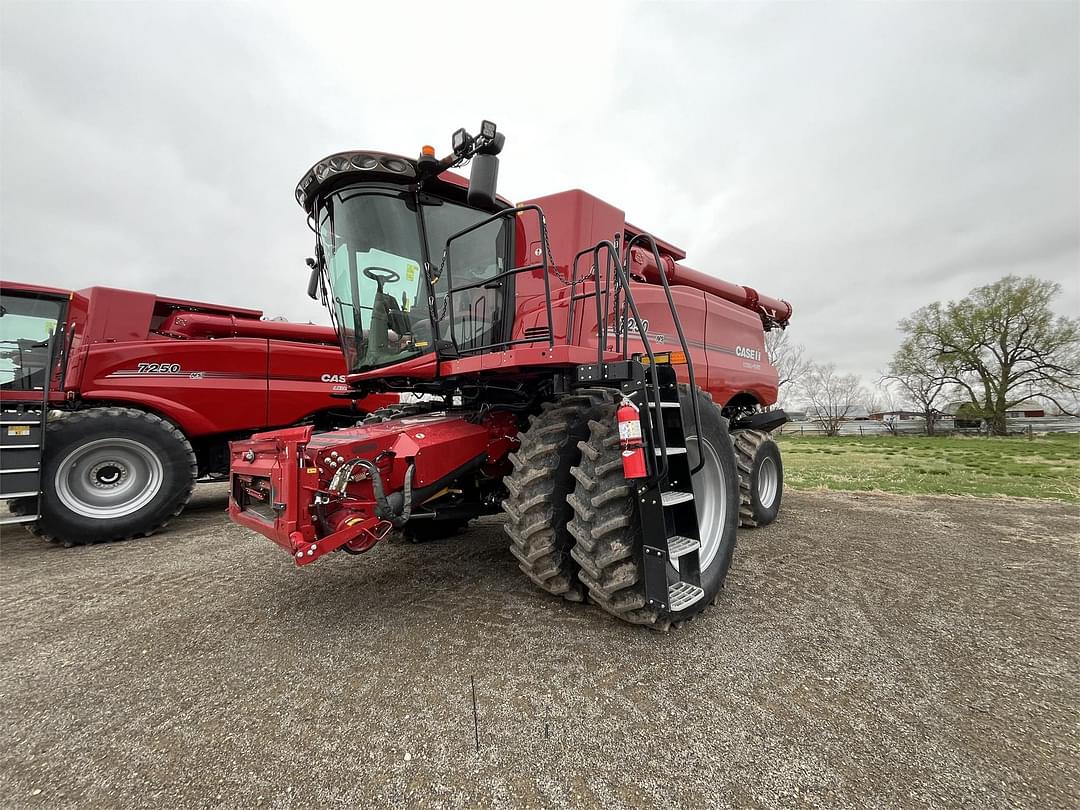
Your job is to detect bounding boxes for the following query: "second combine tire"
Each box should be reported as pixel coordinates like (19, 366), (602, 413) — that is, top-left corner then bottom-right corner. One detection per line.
(733, 429), (783, 528)
(35, 407), (197, 546)
(568, 386), (740, 630)
(503, 389), (613, 602)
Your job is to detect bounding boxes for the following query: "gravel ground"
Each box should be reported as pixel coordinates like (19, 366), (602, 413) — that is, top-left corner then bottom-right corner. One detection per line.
(1, 487), (1077, 809)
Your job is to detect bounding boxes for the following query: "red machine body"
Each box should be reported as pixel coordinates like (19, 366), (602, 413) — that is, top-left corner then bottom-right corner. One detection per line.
(329, 188), (786, 412)
(228, 141), (792, 563)
(0, 281), (395, 473)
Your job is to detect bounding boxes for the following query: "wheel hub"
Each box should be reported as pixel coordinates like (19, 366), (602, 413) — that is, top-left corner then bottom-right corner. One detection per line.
(687, 435), (728, 572)
(55, 438), (164, 519)
(757, 456), (778, 509)
(89, 461), (129, 489)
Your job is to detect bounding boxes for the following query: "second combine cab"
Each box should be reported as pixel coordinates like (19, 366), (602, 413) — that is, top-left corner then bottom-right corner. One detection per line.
(229, 122), (792, 629)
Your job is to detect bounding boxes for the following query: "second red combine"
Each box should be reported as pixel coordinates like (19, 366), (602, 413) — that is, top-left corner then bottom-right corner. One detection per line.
(230, 122), (793, 629)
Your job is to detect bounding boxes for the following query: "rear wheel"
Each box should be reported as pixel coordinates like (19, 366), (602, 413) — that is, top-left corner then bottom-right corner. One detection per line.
(34, 408), (196, 546)
(733, 429), (783, 528)
(568, 386), (739, 630)
(503, 390), (614, 602)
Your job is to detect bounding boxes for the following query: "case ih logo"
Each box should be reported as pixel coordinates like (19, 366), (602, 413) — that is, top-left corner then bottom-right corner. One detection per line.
(321, 374), (347, 383)
(736, 346), (762, 362)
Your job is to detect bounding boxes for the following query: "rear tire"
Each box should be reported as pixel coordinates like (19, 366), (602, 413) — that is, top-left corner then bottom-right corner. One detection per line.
(733, 429), (783, 528)
(568, 386), (739, 630)
(34, 408), (196, 546)
(503, 390), (614, 603)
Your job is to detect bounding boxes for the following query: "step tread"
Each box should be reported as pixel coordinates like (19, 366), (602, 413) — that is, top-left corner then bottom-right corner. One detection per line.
(0, 513), (39, 525)
(655, 446), (686, 456)
(666, 535), (700, 559)
(668, 581), (705, 612)
(1, 491), (41, 499)
(661, 490), (694, 506)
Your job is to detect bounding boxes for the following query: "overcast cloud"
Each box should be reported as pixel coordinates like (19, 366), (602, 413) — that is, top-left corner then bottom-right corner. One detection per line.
(2, 0), (1077, 384)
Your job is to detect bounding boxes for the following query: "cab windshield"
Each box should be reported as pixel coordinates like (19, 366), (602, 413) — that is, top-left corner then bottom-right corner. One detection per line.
(317, 189), (506, 372)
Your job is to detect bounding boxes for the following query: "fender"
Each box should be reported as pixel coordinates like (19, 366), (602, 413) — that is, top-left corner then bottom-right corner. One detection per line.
(76, 390), (217, 438)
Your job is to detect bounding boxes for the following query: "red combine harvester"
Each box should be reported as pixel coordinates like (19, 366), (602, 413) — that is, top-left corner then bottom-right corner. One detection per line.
(0, 282), (395, 545)
(229, 122), (792, 628)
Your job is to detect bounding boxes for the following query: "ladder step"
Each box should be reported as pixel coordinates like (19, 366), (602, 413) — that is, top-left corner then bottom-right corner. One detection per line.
(0, 444), (40, 450)
(654, 401), (681, 408)
(1, 468), (40, 474)
(0, 513), (39, 525)
(667, 581), (705, 612)
(666, 535), (700, 559)
(1, 491), (41, 499)
(655, 446), (686, 456)
(661, 490), (694, 506)
(0, 420), (41, 425)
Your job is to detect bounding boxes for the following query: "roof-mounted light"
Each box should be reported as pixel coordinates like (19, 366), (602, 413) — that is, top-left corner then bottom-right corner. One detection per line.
(452, 128), (470, 155)
(294, 151), (418, 211)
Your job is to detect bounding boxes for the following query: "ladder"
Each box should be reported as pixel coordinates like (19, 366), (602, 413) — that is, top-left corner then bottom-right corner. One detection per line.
(571, 234), (709, 613)
(0, 400), (47, 527)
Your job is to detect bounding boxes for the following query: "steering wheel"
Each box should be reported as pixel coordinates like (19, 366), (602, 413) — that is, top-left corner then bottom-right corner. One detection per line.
(363, 266), (400, 284)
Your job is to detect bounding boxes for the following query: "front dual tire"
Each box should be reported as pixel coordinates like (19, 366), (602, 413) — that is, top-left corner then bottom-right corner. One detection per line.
(504, 387), (740, 629)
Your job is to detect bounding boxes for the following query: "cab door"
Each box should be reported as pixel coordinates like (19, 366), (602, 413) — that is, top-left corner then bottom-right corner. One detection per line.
(0, 287), (67, 401)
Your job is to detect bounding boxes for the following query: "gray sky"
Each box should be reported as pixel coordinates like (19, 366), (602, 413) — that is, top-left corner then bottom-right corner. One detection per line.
(2, 0), (1077, 384)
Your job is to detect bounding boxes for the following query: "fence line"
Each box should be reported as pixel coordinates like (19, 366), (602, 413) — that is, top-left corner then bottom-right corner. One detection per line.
(775, 416), (1080, 437)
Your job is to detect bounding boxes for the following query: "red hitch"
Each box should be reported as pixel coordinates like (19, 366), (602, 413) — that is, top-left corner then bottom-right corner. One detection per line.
(289, 515), (393, 566)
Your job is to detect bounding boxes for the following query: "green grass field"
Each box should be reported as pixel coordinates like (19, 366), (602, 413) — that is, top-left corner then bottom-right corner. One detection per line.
(776, 433), (1080, 502)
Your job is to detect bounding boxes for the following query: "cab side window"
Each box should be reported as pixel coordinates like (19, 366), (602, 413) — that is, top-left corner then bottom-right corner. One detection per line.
(0, 293), (63, 391)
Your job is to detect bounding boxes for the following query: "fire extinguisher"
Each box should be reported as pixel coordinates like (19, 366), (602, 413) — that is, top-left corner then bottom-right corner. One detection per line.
(617, 397), (649, 479)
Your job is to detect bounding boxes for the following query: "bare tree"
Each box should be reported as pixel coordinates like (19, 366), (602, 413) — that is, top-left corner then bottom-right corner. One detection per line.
(883, 336), (950, 435)
(865, 383), (902, 433)
(802, 362), (865, 437)
(765, 329), (811, 402)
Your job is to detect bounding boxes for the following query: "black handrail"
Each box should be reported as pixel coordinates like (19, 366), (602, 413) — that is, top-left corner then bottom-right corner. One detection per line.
(623, 234), (705, 476)
(439, 204), (555, 359)
(578, 239), (671, 480)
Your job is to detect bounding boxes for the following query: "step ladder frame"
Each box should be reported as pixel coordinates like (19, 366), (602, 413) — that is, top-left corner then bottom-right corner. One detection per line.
(1, 318), (60, 526)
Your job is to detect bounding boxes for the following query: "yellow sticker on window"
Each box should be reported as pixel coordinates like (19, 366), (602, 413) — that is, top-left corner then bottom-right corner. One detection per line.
(406, 263), (417, 281)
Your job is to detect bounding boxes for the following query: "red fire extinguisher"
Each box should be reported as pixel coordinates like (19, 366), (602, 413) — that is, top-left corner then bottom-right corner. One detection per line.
(617, 397), (649, 479)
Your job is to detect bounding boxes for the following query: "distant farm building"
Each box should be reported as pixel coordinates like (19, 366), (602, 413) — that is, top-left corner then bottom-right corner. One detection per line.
(1006, 408), (1045, 418)
(870, 410), (925, 421)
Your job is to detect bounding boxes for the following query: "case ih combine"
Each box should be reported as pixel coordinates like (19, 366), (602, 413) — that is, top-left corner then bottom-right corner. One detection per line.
(0, 282), (394, 544)
(229, 122), (792, 628)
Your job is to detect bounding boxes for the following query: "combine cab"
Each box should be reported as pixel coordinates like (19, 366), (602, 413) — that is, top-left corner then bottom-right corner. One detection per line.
(229, 122), (791, 628)
(0, 282), (395, 545)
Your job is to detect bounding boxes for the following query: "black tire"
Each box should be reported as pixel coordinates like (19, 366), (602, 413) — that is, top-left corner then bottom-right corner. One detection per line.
(503, 389), (614, 602)
(733, 429), (783, 528)
(568, 386), (739, 630)
(362, 402), (436, 424)
(33, 407), (196, 546)
(402, 519), (469, 543)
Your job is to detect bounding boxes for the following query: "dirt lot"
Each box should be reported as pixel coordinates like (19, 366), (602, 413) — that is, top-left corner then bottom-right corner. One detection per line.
(1, 487), (1077, 809)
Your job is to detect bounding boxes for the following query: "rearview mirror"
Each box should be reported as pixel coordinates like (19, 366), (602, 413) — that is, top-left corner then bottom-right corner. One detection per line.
(305, 257), (320, 301)
(468, 153), (499, 208)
